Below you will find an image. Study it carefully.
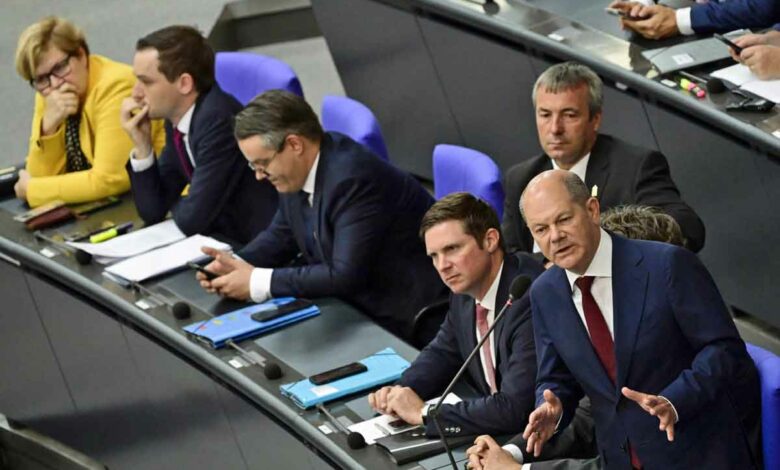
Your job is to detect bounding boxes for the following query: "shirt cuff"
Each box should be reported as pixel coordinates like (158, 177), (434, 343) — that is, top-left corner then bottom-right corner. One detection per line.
(129, 150), (155, 172)
(657, 395), (679, 423)
(676, 7), (694, 35)
(502, 444), (524, 464)
(249, 267), (274, 303)
(634, 0), (653, 5)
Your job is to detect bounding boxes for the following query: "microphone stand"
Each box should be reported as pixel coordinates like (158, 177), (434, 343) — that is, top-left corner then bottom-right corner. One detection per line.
(428, 296), (516, 470)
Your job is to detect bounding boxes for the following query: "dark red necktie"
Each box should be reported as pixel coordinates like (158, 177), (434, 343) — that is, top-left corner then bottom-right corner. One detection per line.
(575, 276), (642, 469)
(172, 129), (193, 180)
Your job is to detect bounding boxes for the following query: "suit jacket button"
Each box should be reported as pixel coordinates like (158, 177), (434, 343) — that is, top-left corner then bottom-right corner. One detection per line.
(455, 427), (461, 433)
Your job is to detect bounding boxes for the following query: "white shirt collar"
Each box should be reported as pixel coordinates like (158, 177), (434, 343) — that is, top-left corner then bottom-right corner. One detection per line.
(551, 152), (590, 185)
(565, 228), (612, 291)
(302, 152), (321, 197)
(476, 262), (504, 312)
(176, 103), (196, 135)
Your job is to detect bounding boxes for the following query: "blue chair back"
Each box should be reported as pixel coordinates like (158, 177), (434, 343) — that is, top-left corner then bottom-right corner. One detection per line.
(432, 144), (505, 219)
(747, 343), (780, 470)
(321, 95), (389, 161)
(215, 52), (303, 105)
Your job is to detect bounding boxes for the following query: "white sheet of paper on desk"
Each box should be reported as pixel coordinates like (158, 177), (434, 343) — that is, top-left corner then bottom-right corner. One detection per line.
(347, 393), (461, 445)
(711, 63), (756, 86)
(104, 234), (230, 282)
(741, 79), (780, 104)
(67, 219), (184, 260)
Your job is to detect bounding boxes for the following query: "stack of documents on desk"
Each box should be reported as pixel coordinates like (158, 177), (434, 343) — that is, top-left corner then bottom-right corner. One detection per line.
(348, 393), (461, 445)
(182, 297), (320, 349)
(67, 219), (185, 263)
(104, 234), (229, 283)
(711, 63), (780, 103)
(280, 347), (410, 409)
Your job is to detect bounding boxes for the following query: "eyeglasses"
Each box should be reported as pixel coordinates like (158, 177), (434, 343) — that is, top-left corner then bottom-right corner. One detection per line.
(247, 140), (286, 172)
(30, 54), (73, 91)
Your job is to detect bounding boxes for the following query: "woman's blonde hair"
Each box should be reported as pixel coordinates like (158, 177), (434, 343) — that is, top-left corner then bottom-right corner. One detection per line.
(15, 16), (89, 81)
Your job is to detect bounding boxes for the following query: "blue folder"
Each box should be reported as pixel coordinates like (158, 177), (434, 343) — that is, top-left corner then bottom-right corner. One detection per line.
(279, 347), (410, 409)
(182, 297), (319, 349)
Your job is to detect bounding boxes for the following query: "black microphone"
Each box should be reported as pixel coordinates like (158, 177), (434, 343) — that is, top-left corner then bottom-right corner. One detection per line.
(316, 403), (367, 449)
(33, 231), (92, 265)
(429, 275), (533, 470)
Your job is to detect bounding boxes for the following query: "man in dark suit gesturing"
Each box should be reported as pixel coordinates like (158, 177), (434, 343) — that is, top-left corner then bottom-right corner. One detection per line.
(121, 25), (277, 244)
(501, 62), (704, 254)
(368, 193), (542, 437)
(198, 90), (446, 339)
(519, 170), (760, 470)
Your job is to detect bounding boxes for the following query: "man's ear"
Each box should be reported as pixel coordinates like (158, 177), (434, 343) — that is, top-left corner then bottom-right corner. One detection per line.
(585, 196), (601, 224)
(590, 111), (602, 132)
(176, 73), (195, 95)
(483, 228), (501, 253)
(286, 134), (305, 154)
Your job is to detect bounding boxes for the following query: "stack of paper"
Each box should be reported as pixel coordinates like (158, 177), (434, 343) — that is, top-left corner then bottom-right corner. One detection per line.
(104, 234), (230, 283)
(67, 219), (185, 263)
(711, 63), (780, 103)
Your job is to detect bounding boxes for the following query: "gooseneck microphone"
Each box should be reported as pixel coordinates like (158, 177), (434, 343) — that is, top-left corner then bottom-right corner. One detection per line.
(429, 275), (533, 470)
(33, 231), (92, 265)
(316, 403), (367, 449)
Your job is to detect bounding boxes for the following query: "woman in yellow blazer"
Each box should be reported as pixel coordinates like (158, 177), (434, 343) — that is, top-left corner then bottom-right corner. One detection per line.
(14, 17), (164, 207)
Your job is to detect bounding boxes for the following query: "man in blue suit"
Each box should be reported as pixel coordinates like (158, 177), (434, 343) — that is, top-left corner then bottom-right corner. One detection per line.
(609, 0), (780, 40)
(368, 192), (542, 437)
(198, 90), (447, 339)
(519, 170), (761, 469)
(121, 25), (277, 244)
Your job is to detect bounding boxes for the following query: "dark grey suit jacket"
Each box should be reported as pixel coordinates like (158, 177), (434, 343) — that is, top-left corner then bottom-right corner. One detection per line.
(501, 134), (705, 253)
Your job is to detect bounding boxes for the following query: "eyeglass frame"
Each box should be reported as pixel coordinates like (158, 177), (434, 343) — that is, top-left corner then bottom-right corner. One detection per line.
(246, 137), (287, 173)
(29, 53), (74, 91)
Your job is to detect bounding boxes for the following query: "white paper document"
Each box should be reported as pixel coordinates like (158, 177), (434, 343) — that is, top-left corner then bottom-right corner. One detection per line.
(347, 393), (461, 445)
(67, 219), (185, 260)
(711, 63), (780, 103)
(104, 234), (230, 282)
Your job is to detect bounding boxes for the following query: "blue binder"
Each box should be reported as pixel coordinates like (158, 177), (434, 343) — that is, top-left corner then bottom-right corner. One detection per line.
(279, 347), (410, 409)
(182, 297), (319, 349)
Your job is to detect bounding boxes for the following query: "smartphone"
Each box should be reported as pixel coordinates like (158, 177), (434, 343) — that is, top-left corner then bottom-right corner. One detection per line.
(714, 33), (743, 54)
(250, 298), (314, 323)
(186, 261), (219, 280)
(605, 7), (641, 19)
(309, 362), (368, 386)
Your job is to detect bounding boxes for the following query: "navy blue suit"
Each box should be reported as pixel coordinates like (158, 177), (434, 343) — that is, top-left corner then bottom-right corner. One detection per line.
(690, 0), (780, 33)
(398, 253), (543, 437)
(238, 132), (447, 338)
(530, 234), (761, 470)
(128, 85), (278, 244)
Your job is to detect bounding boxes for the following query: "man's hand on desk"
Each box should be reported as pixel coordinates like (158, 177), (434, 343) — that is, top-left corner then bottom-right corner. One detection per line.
(14, 169), (29, 201)
(197, 246), (253, 301)
(609, 1), (679, 40)
(466, 435), (521, 470)
(738, 44), (780, 80)
(368, 385), (424, 426)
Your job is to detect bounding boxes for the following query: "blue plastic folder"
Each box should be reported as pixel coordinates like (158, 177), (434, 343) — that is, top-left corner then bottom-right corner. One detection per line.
(182, 297), (319, 349)
(279, 347), (410, 409)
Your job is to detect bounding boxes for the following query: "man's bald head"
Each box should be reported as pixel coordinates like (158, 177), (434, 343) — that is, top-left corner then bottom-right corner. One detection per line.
(520, 169), (601, 274)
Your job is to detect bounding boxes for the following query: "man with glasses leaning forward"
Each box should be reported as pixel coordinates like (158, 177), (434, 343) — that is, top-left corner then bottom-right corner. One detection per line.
(197, 90), (448, 341)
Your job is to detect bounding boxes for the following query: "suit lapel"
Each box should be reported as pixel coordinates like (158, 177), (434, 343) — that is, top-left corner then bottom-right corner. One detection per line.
(611, 235), (647, 389)
(584, 136), (610, 199)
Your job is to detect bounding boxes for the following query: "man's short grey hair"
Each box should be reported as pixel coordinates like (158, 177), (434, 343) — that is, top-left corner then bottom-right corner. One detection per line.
(532, 62), (603, 118)
(234, 89), (323, 150)
(519, 171), (590, 221)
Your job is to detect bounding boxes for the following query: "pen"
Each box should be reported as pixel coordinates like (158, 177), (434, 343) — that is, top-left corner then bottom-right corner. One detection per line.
(71, 222), (117, 242)
(89, 222), (133, 243)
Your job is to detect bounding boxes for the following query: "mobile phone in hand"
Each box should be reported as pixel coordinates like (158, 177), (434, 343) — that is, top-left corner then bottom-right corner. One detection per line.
(186, 261), (219, 280)
(714, 33), (743, 55)
(605, 7), (641, 20)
